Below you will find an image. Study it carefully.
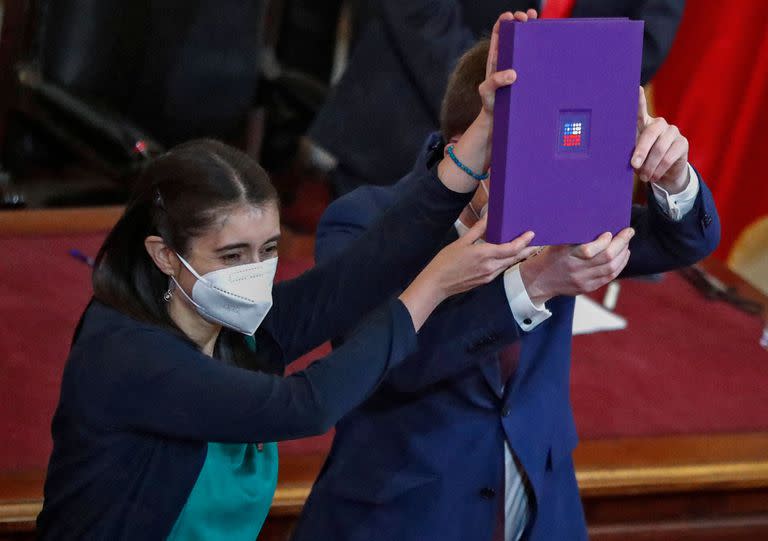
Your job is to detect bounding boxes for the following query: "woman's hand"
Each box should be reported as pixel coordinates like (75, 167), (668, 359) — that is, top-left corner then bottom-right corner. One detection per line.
(399, 218), (537, 330)
(437, 9), (537, 194)
(480, 8), (537, 118)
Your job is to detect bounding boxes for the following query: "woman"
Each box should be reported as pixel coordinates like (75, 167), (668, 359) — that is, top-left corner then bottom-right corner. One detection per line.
(37, 12), (532, 539)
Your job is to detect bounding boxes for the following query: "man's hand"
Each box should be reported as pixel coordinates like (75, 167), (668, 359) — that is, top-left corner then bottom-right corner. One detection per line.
(632, 87), (690, 194)
(519, 228), (635, 305)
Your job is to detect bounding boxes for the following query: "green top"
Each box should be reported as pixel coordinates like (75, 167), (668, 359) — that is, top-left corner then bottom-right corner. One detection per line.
(167, 441), (278, 540)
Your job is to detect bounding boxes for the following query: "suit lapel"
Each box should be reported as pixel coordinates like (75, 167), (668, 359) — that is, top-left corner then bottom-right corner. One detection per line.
(479, 358), (503, 398)
(445, 225), (504, 398)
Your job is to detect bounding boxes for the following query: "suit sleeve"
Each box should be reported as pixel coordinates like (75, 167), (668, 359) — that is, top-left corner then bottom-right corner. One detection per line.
(315, 181), (523, 393)
(263, 167), (472, 364)
(87, 298), (417, 443)
(385, 276), (523, 392)
(314, 188), (384, 265)
(621, 168), (720, 277)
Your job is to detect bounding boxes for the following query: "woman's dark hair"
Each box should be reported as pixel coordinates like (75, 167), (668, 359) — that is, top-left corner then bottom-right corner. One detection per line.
(92, 139), (280, 367)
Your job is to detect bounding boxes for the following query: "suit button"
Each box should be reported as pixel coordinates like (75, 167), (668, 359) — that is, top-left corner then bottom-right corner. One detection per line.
(502, 406), (512, 417)
(479, 487), (496, 499)
(701, 214), (713, 228)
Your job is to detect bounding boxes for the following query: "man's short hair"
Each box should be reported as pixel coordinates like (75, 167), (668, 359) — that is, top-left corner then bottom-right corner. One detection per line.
(439, 39), (490, 140)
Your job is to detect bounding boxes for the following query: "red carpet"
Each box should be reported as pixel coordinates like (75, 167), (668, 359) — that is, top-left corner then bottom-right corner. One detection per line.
(572, 273), (768, 438)
(1, 232), (766, 470)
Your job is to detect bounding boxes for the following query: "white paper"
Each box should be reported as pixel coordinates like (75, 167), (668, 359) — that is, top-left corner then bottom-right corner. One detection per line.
(572, 294), (627, 336)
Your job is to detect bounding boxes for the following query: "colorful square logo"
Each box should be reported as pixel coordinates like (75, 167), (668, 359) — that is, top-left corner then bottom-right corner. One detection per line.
(557, 111), (590, 154)
(562, 122), (583, 147)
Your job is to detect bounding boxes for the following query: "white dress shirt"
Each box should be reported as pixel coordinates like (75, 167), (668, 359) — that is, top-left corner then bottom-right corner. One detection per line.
(454, 163), (700, 540)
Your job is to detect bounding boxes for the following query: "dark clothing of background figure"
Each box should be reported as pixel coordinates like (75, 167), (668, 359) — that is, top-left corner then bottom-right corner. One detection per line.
(309, 0), (685, 195)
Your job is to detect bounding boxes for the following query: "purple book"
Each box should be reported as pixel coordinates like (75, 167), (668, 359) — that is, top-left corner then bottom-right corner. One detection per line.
(486, 18), (644, 245)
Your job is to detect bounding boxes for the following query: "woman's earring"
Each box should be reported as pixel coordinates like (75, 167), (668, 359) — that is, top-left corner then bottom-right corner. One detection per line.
(164, 277), (174, 302)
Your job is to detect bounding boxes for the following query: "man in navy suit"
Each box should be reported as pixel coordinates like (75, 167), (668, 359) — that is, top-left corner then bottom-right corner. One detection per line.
(292, 34), (719, 541)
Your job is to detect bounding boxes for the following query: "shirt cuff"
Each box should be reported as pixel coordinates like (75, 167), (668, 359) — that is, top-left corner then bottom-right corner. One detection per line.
(650, 163), (700, 221)
(503, 264), (552, 332)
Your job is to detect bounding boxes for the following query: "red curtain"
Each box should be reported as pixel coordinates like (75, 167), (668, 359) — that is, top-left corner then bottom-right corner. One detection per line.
(541, 0), (576, 19)
(653, 1), (768, 259)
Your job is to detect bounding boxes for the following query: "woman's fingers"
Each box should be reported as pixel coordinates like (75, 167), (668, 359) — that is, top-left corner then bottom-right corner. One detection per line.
(487, 12), (516, 76)
(491, 231), (535, 258)
(479, 69), (517, 112)
(513, 10), (529, 22)
(515, 245), (542, 261)
(462, 215), (488, 244)
(484, 245), (541, 278)
(479, 71), (512, 113)
(470, 232), (535, 274)
(486, 11), (537, 77)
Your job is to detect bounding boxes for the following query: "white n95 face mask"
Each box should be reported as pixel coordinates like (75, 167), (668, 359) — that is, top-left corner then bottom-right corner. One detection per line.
(171, 254), (278, 335)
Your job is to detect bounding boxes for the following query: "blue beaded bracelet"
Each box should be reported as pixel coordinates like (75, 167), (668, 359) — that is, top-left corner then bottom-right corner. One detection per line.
(446, 145), (489, 181)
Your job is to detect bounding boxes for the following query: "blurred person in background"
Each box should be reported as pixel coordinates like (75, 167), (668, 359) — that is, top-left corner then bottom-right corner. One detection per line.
(298, 0), (684, 196)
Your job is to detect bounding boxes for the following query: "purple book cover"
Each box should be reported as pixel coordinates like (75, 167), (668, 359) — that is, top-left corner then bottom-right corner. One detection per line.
(487, 18), (644, 245)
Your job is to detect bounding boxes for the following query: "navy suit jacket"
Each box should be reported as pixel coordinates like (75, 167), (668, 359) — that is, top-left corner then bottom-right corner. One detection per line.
(292, 133), (719, 541)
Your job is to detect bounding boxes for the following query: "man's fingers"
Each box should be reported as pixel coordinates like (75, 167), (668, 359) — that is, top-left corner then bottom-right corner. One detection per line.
(615, 227), (636, 244)
(590, 228), (635, 265)
(527, 9), (538, 19)
(638, 124), (677, 181)
(593, 246), (631, 280)
(632, 118), (667, 173)
(574, 231), (612, 259)
(637, 86), (651, 131)
(618, 247), (631, 275)
(650, 136), (688, 183)
(580, 247), (630, 293)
